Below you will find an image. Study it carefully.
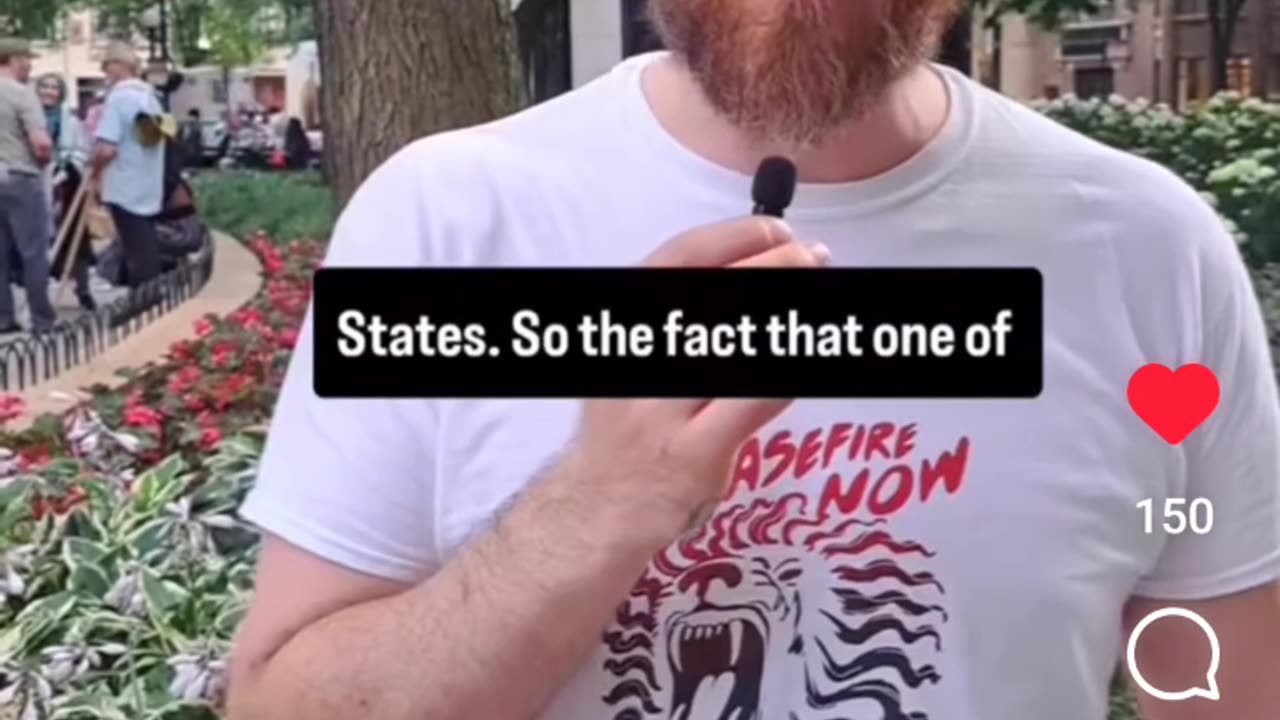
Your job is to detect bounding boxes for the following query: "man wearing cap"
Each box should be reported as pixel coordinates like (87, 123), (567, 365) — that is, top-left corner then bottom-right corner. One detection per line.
(0, 37), (56, 334)
(91, 42), (165, 318)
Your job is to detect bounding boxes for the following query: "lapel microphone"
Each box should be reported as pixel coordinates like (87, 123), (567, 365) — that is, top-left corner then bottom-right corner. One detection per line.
(752, 156), (798, 219)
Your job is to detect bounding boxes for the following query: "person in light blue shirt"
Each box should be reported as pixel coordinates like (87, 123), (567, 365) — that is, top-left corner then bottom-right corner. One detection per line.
(91, 42), (164, 294)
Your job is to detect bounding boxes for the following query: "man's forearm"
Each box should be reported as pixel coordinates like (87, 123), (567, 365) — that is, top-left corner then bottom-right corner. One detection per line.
(229, 463), (676, 720)
(90, 143), (115, 176)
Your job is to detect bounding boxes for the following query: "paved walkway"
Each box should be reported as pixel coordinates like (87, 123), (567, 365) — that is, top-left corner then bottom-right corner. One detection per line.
(8, 231), (262, 429)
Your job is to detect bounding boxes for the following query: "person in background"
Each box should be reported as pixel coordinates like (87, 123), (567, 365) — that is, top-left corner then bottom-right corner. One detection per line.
(180, 108), (204, 167)
(91, 42), (165, 323)
(36, 73), (96, 311)
(0, 38), (55, 333)
(82, 89), (106, 138)
(282, 116), (312, 170)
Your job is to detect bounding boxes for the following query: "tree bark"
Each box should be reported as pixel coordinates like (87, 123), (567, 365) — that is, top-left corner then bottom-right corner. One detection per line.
(313, 0), (525, 208)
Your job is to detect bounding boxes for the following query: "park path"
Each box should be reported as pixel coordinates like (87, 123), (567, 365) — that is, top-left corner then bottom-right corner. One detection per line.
(0, 238), (130, 331)
(8, 231), (262, 429)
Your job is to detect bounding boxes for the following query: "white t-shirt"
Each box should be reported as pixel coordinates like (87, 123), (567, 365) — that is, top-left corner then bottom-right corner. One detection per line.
(241, 52), (1280, 720)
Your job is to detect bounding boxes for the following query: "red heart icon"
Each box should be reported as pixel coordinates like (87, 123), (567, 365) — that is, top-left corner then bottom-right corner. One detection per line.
(1127, 364), (1220, 445)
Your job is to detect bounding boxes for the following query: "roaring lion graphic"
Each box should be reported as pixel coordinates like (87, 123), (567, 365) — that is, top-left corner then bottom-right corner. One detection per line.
(600, 492), (946, 720)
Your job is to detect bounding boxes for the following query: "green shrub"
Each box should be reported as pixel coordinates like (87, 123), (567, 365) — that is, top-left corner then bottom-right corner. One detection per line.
(191, 171), (336, 245)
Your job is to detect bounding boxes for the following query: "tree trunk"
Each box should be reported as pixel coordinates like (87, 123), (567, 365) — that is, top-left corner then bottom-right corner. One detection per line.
(314, 0), (525, 208)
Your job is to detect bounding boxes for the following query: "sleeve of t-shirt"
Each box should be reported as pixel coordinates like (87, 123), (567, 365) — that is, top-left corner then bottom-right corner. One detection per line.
(1133, 194), (1280, 600)
(238, 146), (442, 583)
(94, 94), (126, 145)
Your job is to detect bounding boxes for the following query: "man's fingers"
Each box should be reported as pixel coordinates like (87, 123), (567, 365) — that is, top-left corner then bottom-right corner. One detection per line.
(646, 217), (793, 268)
(678, 397), (794, 460)
(730, 242), (831, 269)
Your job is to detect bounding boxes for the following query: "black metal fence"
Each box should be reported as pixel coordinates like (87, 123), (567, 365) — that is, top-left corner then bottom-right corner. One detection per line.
(0, 244), (215, 393)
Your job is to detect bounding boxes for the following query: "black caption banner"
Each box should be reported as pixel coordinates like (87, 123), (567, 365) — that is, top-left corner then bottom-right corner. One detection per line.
(312, 268), (1043, 398)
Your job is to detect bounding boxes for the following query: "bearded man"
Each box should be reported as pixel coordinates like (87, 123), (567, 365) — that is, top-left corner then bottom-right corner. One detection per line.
(228, 2), (1280, 719)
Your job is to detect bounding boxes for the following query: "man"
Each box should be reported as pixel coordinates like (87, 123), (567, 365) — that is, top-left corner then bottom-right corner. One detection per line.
(91, 42), (165, 318)
(230, 2), (1280, 720)
(0, 38), (55, 333)
(180, 108), (203, 168)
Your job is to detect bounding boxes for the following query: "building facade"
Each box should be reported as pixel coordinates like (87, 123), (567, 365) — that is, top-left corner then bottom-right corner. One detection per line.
(975, 0), (1280, 105)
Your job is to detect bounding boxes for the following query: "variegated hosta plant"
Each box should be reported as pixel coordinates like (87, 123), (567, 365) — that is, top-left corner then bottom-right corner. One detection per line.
(0, 417), (263, 720)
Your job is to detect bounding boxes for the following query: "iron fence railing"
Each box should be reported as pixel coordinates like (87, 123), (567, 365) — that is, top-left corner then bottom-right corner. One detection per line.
(0, 243), (215, 392)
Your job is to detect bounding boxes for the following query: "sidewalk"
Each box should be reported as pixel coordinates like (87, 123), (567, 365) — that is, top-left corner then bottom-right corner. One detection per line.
(0, 238), (130, 332)
(8, 230), (261, 428)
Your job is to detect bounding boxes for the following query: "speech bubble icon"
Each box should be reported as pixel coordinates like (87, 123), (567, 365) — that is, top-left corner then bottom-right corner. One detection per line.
(1125, 607), (1221, 702)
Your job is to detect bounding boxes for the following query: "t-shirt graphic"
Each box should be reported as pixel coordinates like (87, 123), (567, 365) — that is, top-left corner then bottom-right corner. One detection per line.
(599, 421), (970, 720)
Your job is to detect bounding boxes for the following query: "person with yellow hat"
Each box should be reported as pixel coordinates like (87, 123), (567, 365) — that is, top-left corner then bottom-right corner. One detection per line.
(0, 37), (56, 333)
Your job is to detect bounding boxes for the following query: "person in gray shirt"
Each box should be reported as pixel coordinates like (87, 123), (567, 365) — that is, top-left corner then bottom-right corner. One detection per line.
(0, 38), (55, 333)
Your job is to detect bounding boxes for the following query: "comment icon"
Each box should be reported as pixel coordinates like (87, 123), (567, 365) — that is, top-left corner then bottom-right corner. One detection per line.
(1125, 607), (1221, 702)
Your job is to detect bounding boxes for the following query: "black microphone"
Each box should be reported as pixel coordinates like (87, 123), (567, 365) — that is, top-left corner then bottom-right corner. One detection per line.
(752, 156), (798, 219)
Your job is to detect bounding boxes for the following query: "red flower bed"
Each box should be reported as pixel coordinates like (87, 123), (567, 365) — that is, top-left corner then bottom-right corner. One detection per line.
(0, 231), (322, 485)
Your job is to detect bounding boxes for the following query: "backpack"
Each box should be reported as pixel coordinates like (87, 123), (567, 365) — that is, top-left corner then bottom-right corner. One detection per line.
(134, 111), (174, 148)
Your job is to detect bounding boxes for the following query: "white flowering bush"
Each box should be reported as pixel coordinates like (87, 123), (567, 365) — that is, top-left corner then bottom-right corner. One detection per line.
(0, 407), (263, 719)
(1036, 92), (1280, 264)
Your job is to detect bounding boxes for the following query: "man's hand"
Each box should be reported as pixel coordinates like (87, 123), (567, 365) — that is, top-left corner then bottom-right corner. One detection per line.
(557, 217), (827, 551)
(227, 216), (827, 720)
(29, 129), (53, 166)
(1124, 582), (1280, 720)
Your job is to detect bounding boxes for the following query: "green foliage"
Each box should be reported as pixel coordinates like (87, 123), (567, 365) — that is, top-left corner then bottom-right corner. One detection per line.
(7, 0), (305, 65)
(197, 0), (270, 69)
(0, 0), (68, 38)
(0, 171), (328, 715)
(969, 0), (1102, 27)
(191, 171), (335, 244)
(0, 437), (264, 718)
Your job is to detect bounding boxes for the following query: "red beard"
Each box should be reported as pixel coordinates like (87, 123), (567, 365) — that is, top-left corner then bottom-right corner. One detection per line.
(649, 0), (961, 145)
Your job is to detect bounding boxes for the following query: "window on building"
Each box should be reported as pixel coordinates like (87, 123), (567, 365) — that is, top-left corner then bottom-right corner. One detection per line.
(1269, 55), (1280, 99)
(1176, 57), (1206, 107)
(1074, 67), (1116, 98)
(1226, 56), (1252, 95)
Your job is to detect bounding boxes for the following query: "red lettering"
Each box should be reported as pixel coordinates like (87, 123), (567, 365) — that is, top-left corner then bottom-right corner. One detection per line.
(823, 423), (853, 469)
(865, 422), (896, 461)
(868, 465), (913, 516)
(920, 436), (971, 501)
(847, 425), (868, 461)
(727, 438), (761, 497)
(818, 469), (870, 518)
(895, 423), (918, 459)
(761, 431), (796, 488)
(795, 428), (823, 479)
